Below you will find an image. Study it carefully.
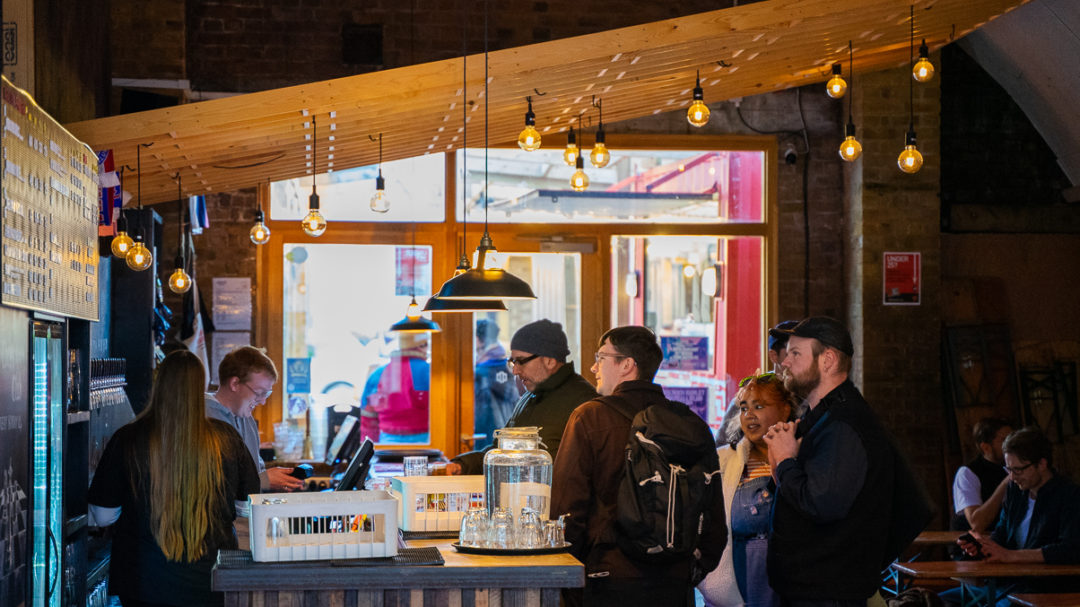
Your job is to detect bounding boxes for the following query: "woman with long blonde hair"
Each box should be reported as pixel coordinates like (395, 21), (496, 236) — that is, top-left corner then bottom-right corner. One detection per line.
(89, 350), (259, 607)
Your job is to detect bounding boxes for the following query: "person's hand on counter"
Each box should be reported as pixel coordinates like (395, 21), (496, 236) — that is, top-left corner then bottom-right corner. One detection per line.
(267, 466), (305, 491)
(445, 462), (463, 476)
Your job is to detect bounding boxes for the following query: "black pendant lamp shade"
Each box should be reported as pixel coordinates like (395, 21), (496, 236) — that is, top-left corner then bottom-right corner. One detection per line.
(434, 233), (535, 300)
(422, 296), (507, 313)
(390, 297), (443, 332)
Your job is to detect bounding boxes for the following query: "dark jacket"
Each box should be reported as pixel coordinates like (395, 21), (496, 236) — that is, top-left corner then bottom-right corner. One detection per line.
(551, 380), (727, 592)
(768, 379), (898, 601)
(453, 362), (596, 474)
(992, 474), (1080, 565)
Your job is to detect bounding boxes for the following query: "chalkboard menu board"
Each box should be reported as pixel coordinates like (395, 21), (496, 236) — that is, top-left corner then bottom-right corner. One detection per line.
(2, 76), (99, 321)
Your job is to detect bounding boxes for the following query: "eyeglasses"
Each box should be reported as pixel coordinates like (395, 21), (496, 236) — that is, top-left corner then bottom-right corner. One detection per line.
(594, 351), (629, 363)
(242, 382), (273, 401)
(739, 372), (776, 388)
(1004, 462), (1033, 475)
(507, 354), (539, 368)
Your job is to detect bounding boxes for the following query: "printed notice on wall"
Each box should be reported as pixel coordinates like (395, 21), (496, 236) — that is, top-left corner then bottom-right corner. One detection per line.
(883, 252), (920, 305)
(212, 277), (252, 331)
(660, 335), (711, 371)
(210, 331), (250, 387)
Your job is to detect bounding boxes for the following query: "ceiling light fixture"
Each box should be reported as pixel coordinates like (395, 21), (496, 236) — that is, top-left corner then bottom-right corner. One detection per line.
(838, 41), (862, 162)
(167, 174), (192, 294)
(563, 125), (578, 166)
(517, 96), (541, 151)
(570, 115), (589, 191)
(898, 6), (924, 174)
(110, 168), (134, 258)
(125, 143), (154, 271)
(370, 132), (390, 213)
(434, 0), (536, 302)
(913, 39), (935, 83)
(390, 228), (441, 333)
(826, 63), (847, 99)
(301, 116), (328, 236)
(250, 192), (271, 245)
(687, 70), (710, 128)
(590, 98), (610, 168)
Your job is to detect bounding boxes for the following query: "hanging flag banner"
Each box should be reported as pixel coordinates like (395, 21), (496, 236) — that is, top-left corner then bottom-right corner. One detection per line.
(883, 252), (921, 305)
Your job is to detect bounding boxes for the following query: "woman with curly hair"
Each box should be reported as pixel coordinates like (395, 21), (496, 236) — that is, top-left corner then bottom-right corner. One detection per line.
(698, 372), (799, 607)
(89, 350), (259, 606)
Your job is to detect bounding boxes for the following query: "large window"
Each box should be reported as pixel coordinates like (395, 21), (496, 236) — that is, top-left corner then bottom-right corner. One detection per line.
(259, 134), (776, 456)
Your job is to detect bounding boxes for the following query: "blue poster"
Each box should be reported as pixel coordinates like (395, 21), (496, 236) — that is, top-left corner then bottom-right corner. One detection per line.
(660, 335), (710, 371)
(286, 357), (311, 394)
(662, 386), (710, 421)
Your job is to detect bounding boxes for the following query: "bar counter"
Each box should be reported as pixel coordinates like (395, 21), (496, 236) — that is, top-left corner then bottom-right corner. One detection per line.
(212, 538), (584, 607)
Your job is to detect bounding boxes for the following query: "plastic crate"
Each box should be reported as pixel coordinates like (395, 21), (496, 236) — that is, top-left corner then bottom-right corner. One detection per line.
(248, 490), (398, 562)
(389, 476), (485, 532)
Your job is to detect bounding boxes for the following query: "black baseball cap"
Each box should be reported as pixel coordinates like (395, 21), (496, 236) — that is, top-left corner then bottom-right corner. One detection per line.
(767, 320), (799, 352)
(783, 316), (854, 357)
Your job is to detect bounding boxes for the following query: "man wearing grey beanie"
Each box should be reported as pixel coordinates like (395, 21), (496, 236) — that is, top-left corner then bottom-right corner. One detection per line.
(449, 319), (597, 475)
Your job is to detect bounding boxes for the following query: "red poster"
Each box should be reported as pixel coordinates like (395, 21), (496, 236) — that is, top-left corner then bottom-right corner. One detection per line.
(883, 252), (920, 305)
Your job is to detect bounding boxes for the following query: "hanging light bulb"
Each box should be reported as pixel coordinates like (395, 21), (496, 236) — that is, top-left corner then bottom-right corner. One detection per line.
(563, 126), (578, 166)
(898, 8), (924, 175)
(590, 98), (610, 168)
(898, 129), (923, 173)
(125, 236), (153, 271)
(826, 63), (847, 99)
(913, 40), (934, 82)
(570, 154), (589, 192)
(250, 205), (271, 245)
(302, 116), (328, 236)
(687, 70), (710, 128)
(369, 133), (390, 213)
(111, 218), (134, 257)
(168, 264), (191, 293)
(167, 177), (192, 293)
(838, 42), (861, 162)
(517, 96), (541, 151)
(839, 122), (863, 162)
(701, 266), (717, 297)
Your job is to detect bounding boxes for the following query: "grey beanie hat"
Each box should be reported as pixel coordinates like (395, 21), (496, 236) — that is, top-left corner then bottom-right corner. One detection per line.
(510, 319), (570, 362)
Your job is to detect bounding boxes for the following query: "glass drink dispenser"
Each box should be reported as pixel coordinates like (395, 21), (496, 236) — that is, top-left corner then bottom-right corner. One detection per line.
(483, 426), (552, 520)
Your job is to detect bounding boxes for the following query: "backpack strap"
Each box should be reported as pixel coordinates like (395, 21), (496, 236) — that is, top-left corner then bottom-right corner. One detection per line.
(599, 394), (640, 422)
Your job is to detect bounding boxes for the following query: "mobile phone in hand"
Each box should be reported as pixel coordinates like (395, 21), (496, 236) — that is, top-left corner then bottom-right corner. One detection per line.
(958, 532), (986, 559)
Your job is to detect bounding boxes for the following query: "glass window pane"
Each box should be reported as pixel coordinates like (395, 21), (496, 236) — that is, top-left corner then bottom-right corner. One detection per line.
(458, 148), (764, 224)
(610, 235), (763, 438)
(270, 153), (445, 222)
(469, 252), (581, 450)
(282, 243), (435, 453)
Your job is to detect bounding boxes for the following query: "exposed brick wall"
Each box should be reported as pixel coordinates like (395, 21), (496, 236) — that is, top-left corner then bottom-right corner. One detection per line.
(110, 0), (186, 80)
(175, 0), (735, 92)
(848, 59), (946, 517)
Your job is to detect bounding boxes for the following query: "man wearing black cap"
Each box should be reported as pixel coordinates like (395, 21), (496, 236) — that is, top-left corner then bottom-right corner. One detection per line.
(448, 319), (597, 475)
(763, 317), (930, 607)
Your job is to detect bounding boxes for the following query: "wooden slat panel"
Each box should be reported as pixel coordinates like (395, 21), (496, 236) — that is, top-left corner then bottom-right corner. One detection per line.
(65, 0), (1028, 205)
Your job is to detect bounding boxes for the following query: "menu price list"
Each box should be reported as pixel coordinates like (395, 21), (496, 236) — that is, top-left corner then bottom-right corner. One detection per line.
(2, 76), (99, 321)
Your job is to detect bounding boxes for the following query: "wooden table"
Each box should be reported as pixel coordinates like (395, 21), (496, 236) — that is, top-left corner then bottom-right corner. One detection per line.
(911, 531), (964, 547)
(891, 561), (1080, 607)
(213, 539), (583, 607)
(1008, 593), (1080, 607)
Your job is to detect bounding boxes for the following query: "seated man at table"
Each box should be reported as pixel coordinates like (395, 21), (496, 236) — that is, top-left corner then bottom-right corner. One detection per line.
(950, 418), (1013, 549)
(957, 426), (1080, 597)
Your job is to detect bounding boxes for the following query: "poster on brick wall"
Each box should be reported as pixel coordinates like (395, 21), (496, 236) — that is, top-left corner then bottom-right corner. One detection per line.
(883, 252), (920, 305)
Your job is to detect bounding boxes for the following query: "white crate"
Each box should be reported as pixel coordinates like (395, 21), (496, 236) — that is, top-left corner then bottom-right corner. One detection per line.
(390, 475), (485, 532)
(248, 490), (398, 562)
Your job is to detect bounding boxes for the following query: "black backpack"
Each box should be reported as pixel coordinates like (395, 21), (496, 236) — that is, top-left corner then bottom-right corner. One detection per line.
(604, 395), (721, 564)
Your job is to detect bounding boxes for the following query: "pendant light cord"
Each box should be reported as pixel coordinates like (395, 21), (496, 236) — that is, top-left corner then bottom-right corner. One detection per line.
(176, 174), (184, 260)
(483, 0), (490, 236)
(461, 2), (468, 260)
(312, 116), (318, 190)
(909, 6), (915, 131)
(847, 41), (854, 126)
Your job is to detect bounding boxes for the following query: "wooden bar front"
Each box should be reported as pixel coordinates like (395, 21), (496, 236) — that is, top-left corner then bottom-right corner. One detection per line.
(213, 539), (584, 607)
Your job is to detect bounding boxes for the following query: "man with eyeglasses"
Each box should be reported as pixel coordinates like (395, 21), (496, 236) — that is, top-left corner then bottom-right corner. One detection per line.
(957, 427), (1080, 595)
(551, 325), (727, 607)
(206, 346), (303, 492)
(763, 317), (930, 607)
(448, 319), (596, 475)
